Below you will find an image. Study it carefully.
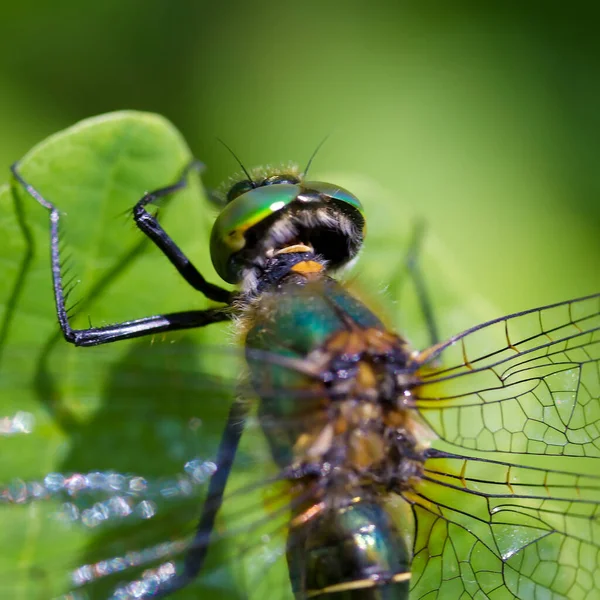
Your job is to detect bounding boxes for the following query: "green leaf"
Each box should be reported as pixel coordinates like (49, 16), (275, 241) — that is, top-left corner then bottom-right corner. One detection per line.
(0, 111), (245, 598)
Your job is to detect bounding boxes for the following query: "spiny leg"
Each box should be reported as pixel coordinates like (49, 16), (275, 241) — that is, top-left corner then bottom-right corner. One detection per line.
(14, 161), (240, 594)
(13, 161), (244, 593)
(11, 163), (232, 347)
(133, 160), (233, 304)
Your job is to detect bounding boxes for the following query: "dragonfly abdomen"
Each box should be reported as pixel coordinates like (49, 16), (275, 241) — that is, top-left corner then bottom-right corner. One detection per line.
(287, 497), (411, 600)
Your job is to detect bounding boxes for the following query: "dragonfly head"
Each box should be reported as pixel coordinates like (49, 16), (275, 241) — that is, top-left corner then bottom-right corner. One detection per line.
(211, 168), (366, 285)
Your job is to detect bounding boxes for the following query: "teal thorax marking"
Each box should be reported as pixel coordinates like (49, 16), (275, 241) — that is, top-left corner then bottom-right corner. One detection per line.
(246, 270), (384, 359)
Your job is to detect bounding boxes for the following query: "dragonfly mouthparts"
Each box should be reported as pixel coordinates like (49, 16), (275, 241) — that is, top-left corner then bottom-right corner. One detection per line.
(271, 242), (315, 256)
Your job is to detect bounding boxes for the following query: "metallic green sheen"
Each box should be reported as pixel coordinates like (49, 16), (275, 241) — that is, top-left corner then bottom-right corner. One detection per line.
(246, 276), (384, 467)
(211, 184), (301, 283)
(247, 276), (383, 364)
(287, 500), (411, 600)
(303, 180), (364, 217)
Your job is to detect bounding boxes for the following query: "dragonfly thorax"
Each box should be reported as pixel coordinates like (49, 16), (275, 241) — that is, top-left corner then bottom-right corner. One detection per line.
(292, 329), (431, 492)
(245, 275), (432, 492)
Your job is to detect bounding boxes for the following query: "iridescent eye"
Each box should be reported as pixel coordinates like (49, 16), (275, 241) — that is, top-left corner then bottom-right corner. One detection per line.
(302, 181), (364, 218)
(261, 174), (300, 186)
(211, 184), (302, 283)
(226, 179), (255, 203)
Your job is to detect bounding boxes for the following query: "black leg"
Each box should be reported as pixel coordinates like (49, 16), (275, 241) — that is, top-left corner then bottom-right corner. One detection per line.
(11, 163), (232, 347)
(403, 220), (439, 347)
(57, 309), (230, 347)
(133, 160), (233, 304)
(150, 396), (249, 598)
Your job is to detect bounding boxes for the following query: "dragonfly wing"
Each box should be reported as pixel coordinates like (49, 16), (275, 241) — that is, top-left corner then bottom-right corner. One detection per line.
(414, 293), (600, 456)
(0, 342), (302, 599)
(406, 449), (600, 599)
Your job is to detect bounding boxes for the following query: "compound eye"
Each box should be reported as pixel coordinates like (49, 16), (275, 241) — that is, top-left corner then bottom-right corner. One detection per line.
(261, 174), (300, 186)
(226, 179), (254, 203)
(210, 183), (301, 283)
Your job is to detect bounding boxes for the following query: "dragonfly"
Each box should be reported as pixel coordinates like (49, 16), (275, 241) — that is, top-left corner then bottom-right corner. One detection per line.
(3, 152), (600, 600)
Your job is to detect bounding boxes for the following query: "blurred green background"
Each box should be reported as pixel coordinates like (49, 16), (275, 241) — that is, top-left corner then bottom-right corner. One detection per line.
(0, 3), (599, 598)
(0, 1), (598, 317)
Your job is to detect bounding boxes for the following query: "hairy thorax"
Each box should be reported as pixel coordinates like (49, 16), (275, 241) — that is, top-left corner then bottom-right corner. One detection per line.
(291, 326), (434, 497)
(240, 263), (436, 501)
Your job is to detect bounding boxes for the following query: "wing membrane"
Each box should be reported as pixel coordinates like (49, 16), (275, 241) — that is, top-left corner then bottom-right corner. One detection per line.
(0, 342), (320, 599)
(406, 449), (600, 599)
(414, 294), (600, 456)
(0, 445), (295, 599)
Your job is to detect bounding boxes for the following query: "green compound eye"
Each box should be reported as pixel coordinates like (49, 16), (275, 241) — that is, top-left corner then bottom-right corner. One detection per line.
(301, 181), (364, 218)
(211, 184), (302, 284)
(210, 180), (365, 284)
(226, 179), (255, 203)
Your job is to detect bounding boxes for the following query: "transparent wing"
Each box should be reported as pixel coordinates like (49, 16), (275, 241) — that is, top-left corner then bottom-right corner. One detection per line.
(0, 341), (324, 600)
(405, 449), (600, 600)
(0, 466), (297, 600)
(414, 293), (600, 456)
